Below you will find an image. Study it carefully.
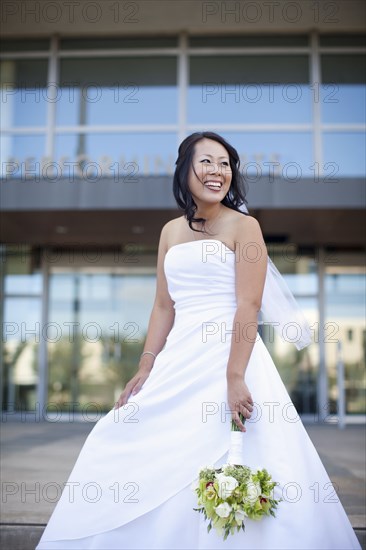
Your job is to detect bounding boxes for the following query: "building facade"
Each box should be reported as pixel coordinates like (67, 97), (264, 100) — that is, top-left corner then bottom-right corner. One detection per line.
(1, 1), (365, 421)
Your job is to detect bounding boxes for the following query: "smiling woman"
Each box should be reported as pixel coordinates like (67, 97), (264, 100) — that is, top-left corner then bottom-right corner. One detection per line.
(172, 132), (249, 236)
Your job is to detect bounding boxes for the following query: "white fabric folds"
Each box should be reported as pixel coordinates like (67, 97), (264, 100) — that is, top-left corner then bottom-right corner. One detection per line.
(36, 240), (360, 550)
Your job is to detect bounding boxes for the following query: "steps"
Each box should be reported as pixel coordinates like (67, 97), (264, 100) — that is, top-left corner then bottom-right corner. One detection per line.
(1, 524), (365, 550)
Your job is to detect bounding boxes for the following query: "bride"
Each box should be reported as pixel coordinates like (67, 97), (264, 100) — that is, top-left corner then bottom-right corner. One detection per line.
(36, 132), (361, 550)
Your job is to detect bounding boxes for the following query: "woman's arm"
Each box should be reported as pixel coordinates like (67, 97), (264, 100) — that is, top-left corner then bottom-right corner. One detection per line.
(114, 222), (176, 408)
(226, 216), (268, 431)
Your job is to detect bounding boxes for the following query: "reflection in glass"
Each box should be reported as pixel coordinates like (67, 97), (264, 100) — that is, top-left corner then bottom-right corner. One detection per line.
(0, 59), (48, 127)
(221, 132), (314, 178)
(321, 55), (366, 123)
(1, 39), (50, 52)
(54, 133), (177, 176)
(2, 249), (42, 411)
(260, 252), (318, 415)
(319, 34), (366, 47)
(323, 133), (366, 176)
(48, 272), (156, 411)
(0, 135), (45, 179)
(190, 35), (309, 48)
(57, 57), (177, 125)
(261, 295), (318, 415)
(60, 37), (178, 50)
(189, 56), (311, 123)
(325, 269), (366, 414)
(2, 297), (41, 411)
(5, 274), (42, 295)
(4, 249), (43, 294)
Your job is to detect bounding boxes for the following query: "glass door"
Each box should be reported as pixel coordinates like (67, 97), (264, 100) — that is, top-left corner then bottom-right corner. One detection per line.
(1, 247), (42, 412)
(325, 263), (366, 415)
(260, 248), (319, 415)
(47, 268), (156, 414)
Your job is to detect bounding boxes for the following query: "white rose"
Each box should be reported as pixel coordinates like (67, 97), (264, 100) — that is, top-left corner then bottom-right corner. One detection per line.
(216, 474), (238, 499)
(234, 509), (247, 524)
(215, 502), (232, 518)
(245, 481), (261, 505)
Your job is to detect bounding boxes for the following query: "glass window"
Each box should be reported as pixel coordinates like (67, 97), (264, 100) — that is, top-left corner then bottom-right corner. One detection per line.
(2, 297), (41, 411)
(1, 247), (43, 411)
(260, 251), (318, 415)
(1, 39), (50, 52)
(54, 132), (177, 176)
(60, 37), (178, 50)
(221, 132), (314, 178)
(47, 271), (156, 411)
(5, 274), (42, 295)
(3, 248), (43, 294)
(57, 57), (177, 125)
(268, 251), (318, 295)
(189, 56), (311, 123)
(0, 134), (46, 179)
(323, 132), (366, 176)
(325, 267), (366, 415)
(319, 34), (366, 47)
(0, 60), (48, 127)
(321, 55), (366, 123)
(261, 295), (318, 415)
(190, 35), (309, 48)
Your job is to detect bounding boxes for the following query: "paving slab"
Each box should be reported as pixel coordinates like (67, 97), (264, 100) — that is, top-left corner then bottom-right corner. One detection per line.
(1, 420), (365, 549)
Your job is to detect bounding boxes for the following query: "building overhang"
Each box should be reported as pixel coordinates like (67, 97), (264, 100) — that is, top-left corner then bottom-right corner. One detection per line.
(1, 176), (365, 211)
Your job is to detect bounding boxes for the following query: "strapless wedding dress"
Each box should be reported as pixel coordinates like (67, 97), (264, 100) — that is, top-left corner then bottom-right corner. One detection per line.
(36, 240), (361, 550)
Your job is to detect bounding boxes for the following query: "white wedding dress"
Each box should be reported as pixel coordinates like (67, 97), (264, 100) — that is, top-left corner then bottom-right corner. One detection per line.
(36, 239), (361, 550)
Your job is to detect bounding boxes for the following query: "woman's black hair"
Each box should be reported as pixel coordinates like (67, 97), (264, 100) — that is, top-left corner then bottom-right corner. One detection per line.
(172, 131), (249, 232)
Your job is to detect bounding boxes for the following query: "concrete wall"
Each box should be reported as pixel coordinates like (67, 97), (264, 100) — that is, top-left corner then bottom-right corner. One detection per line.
(2, 0), (366, 37)
(1, 177), (364, 210)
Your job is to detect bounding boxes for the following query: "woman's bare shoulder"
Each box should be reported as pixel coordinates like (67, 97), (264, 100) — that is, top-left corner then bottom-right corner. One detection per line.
(231, 212), (265, 243)
(161, 215), (185, 234)
(234, 212), (261, 229)
(159, 216), (186, 246)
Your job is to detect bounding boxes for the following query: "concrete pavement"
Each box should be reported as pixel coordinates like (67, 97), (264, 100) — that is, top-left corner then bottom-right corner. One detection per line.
(1, 420), (365, 549)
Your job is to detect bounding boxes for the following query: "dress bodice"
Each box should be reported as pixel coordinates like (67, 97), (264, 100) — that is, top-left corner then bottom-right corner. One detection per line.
(164, 239), (237, 315)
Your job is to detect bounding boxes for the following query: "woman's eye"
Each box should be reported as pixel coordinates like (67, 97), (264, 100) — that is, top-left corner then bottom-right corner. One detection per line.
(200, 159), (211, 163)
(221, 161), (229, 166)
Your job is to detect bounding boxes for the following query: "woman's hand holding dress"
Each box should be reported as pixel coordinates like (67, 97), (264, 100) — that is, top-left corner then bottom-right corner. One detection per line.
(114, 364), (152, 409)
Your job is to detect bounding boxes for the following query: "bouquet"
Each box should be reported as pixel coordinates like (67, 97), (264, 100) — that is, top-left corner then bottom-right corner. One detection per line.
(192, 414), (281, 540)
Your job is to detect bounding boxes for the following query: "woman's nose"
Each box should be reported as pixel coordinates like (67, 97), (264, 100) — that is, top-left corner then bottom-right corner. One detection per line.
(208, 162), (220, 174)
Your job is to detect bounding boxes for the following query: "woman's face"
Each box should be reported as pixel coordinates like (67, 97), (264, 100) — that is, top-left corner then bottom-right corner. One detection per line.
(187, 138), (232, 206)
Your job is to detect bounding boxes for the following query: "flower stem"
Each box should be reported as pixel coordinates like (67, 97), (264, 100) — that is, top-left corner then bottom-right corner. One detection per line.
(231, 412), (246, 432)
